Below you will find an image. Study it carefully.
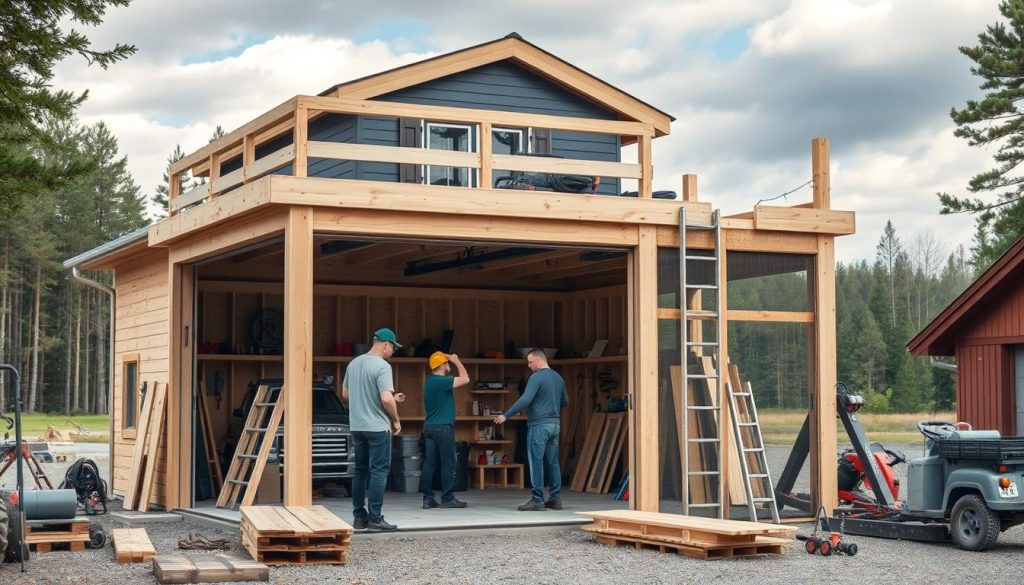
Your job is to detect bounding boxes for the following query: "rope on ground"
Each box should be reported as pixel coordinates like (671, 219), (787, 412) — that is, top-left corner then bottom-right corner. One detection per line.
(178, 531), (231, 551)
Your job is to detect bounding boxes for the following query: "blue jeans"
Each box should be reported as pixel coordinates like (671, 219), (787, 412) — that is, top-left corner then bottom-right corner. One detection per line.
(527, 422), (561, 503)
(420, 424), (456, 503)
(351, 430), (391, 523)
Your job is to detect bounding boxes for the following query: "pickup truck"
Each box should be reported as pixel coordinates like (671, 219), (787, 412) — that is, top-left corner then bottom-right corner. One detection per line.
(233, 378), (355, 485)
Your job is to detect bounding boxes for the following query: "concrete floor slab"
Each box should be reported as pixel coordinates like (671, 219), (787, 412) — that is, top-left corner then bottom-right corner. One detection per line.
(189, 489), (628, 532)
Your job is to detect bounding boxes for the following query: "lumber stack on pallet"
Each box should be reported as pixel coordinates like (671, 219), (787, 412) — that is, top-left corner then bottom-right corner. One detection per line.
(153, 554), (269, 584)
(576, 510), (795, 560)
(25, 519), (91, 553)
(113, 527), (157, 563)
(240, 505), (351, 566)
(568, 412), (628, 494)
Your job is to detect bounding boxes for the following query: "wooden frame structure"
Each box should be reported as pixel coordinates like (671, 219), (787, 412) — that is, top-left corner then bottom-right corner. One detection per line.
(67, 34), (853, 515)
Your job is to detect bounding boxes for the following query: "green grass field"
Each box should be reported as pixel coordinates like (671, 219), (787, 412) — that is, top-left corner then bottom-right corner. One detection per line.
(6, 414), (110, 443)
(760, 409), (954, 445)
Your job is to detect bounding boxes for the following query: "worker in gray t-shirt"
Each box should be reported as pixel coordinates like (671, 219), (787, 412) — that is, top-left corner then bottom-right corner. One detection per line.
(342, 327), (405, 532)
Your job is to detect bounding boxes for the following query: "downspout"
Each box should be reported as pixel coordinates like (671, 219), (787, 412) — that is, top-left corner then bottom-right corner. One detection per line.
(71, 266), (115, 491)
(929, 356), (958, 373)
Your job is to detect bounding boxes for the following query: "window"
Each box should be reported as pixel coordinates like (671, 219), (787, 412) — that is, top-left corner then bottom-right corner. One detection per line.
(492, 127), (526, 155)
(123, 355), (140, 435)
(425, 122), (474, 187)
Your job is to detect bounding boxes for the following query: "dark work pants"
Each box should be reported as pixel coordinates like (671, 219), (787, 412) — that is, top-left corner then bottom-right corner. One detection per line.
(420, 424), (456, 503)
(351, 430), (391, 523)
(527, 422), (561, 503)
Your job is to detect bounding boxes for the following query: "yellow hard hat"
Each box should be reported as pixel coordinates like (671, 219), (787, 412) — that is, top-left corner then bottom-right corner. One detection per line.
(429, 351), (449, 370)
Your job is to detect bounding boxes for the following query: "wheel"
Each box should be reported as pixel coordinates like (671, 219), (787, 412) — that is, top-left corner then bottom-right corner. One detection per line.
(951, 494), (1000, 551)
(805, 538), (818, 554)
(819, 540), (832, 556)
(841, 541), (858, 556)
(0, 495), (8, 560)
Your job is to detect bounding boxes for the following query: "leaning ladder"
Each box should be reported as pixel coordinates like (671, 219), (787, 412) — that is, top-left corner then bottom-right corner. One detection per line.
(216, 384), (286, 509)
(679, 208), (725, 518)
(728, 379), (780, 523)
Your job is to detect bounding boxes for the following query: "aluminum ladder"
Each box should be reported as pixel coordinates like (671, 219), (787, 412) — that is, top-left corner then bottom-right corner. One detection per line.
(679, 208), (724, 518)
(728, 378), (780, 523)
(216, 383), (286, 509)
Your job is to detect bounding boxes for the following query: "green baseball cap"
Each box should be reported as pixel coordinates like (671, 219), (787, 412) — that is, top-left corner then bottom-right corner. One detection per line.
(373, 327), (403, 349)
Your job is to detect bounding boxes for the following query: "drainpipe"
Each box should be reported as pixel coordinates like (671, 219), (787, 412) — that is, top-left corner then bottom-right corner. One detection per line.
(929, 356), (958, 373)
(71, 266), (115, 491)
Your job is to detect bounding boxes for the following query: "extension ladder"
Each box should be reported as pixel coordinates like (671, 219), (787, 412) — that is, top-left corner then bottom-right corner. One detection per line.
(679, 208), (725, 518)
(728, 378), (780, 523)
(216, 384), (286, 509)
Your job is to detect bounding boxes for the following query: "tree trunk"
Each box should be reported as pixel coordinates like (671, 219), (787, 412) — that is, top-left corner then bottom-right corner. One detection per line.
(73, 289), (81, 414)
(94, 289), (106, 415)
(82, 288), (91, 413)
(64, 282), (73, 416)
(28, 266), (41, 414)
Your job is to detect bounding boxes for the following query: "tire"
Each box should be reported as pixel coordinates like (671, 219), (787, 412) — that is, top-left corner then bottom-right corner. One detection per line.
(951, 494), (1000, 551)
(819, 540), (832, 556)
(805, 538), (818, 554)
(844, 542), (858, 556)
(0, 496), (8, 560)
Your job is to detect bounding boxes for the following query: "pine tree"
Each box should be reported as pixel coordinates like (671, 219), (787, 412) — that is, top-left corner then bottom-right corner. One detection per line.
(152, 145), (185, 219)
(939, 0), (1024, 269)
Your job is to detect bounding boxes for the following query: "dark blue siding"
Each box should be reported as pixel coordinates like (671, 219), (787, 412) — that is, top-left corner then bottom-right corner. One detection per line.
(378, 61), (622, 193)
(358, 116), (400, 182)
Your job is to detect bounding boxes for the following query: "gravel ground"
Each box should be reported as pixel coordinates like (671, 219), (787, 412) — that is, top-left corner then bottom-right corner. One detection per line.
(2, 444), (1021, 584)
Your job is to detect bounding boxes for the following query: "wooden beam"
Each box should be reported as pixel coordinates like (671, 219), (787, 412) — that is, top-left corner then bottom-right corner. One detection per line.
(753, 206), (854, 235)
(271, 175), (710, 227)
(682, 174), (698, 201)
(307, 141), (481, 168)
(480, 121), (493, 189)
(726, 310), (815, 323)
(531, 258), (627, 281)
(634, 225), (659, 510)
(169, 173), (181, 216)
(284, 207), (314, 506)
(312, 208), (640, 247)
(343, 243), (423, 267)
(150, 178), (273, 247)
(168, 208), (287, 265)
(814, 235), (838, 512)
(638, 133), (653, 198)
(245, 145), (294, 181)
(811, 137), (830, 209)
(294, 106), (308, 178)
(300, 96), (654, 138)
(492, 154), (641, 179)
(462, 248), (575, 273)
(171, 183), (211, 212)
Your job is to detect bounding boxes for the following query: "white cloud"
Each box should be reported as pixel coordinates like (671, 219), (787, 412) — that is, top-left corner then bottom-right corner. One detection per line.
(51, 0), (1004, 263)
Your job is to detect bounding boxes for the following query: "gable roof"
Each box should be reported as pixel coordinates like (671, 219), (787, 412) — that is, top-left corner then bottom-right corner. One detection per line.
(319, 32), (674, 137)
(907, 235), (1024, 356)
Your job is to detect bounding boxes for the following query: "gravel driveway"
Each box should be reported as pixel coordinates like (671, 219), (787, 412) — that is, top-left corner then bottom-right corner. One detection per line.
(2, 443), (1021, 584)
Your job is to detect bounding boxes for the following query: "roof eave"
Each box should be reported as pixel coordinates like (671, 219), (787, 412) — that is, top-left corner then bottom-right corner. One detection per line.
(62, 226), (151, 271)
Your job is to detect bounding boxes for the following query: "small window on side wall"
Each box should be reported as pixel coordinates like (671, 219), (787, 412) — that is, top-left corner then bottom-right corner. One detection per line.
(123, 355), (140, 435)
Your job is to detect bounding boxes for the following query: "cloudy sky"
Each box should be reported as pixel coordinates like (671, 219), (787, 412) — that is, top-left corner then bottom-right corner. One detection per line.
(53, 0), (998, 263)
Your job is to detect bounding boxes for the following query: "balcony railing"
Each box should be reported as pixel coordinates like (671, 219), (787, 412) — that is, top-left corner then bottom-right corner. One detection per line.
(168, 96), (657, 216)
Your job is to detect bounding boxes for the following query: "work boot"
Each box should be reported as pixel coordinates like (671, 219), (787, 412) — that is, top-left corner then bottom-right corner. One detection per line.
(440, 498), (468, 508)
(423, 499), (439, 509)
(544, 499), (563, 510)
(517, 500), (546, 511)
(368, 517), (398, 532)
(353, 515), (368, 530)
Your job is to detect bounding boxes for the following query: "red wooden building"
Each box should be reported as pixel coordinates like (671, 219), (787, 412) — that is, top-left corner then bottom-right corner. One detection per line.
(908, 237), (1024, 435)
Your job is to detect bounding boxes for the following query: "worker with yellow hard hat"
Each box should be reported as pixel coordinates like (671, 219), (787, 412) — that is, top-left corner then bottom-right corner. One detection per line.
(420, 351), (470, 509)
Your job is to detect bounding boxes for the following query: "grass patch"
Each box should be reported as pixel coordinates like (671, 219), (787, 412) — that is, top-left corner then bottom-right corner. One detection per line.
(5, 414), (110, 443)
(760, 409), (953, 446)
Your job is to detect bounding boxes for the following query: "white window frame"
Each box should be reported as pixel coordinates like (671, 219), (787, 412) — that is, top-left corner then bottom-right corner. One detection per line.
(492, 127), (529, 156)
(423, 122), (475, 188)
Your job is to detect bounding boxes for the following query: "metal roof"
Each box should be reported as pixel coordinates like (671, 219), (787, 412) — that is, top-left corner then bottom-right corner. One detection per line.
(62, 225), (150, 269)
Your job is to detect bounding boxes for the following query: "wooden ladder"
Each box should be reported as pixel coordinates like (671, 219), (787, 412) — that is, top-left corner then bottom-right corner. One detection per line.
(197, 382), (223, 494)
(727, 372), (780, 523)
(216, 384), (286, 509)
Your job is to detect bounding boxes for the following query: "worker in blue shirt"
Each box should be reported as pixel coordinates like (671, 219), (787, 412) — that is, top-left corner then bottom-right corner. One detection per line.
(494, 348), (569, 511)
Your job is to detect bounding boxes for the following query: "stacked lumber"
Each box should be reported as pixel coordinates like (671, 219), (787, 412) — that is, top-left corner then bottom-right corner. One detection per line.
(25, 519), (91, 553)
(240, 505), (351, 566)
(113, 527), (157, 563)
(568, 412), (628, 494)
(576, 510), (795, 560)
(125, 381), (168, 512)
(153, 554), (269, 584)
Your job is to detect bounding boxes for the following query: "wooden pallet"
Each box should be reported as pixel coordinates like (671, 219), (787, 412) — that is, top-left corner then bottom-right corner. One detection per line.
(240, 505), (351, 566)
(576, 509), (795, 560)
(113, 527), (156, 563)
(25, 519), (91, 553)
(153, 554), (269, 584)
(587, 528), (787, 560)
